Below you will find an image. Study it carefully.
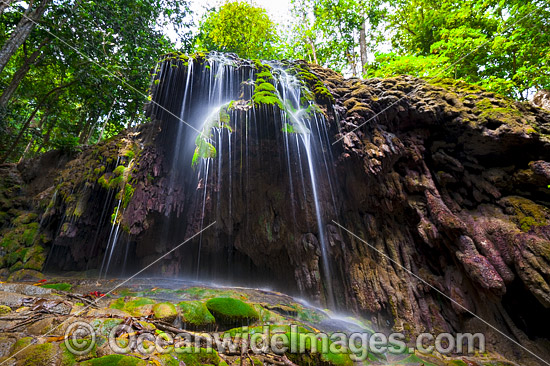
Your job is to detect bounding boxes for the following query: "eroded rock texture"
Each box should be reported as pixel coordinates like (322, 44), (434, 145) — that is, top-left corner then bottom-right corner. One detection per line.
(314, 67), (550, 362)
(2, 59), (550, 364)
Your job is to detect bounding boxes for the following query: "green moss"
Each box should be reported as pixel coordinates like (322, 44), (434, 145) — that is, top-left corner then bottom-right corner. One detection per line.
(257, 70), (274, 80)
(181, 287), (248, 300)
(24, 250), (46, 271)
(18, 342), (56, 366)
(113, 165), (126, 176)
(447, 360), (469, 366)
(171, 347), (228, 366)
(224, 326), (352, 366)
(252, 91), (284, 108)
(59, 342), (77, 366)
(153, 302), (177, 321)
(503, 196), (548, 232)
(89, 318), (125, 337)
(256, 82), (276, 92)
(0, 305), (11, 315)
(206, 297), (259, 324)
(21, 223), (40, 246)
(13, 337), (33, 352)
(121, 183), (135, 209)
(13, 212), (38, 225)
(252, 68), (283, 108)
(110, 297), (155, 316)
(7, 268), (43, 281)
(178, 300), (216, 327)
(40, 282), (72, 291)
(80, 354), (147, 366)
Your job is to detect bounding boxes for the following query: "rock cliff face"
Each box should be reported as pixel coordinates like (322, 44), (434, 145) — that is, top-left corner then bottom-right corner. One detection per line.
(2, 56), (550, 363)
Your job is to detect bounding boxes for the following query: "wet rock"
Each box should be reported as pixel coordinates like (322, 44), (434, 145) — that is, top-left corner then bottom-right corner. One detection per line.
(0, 284), (51, 297)
(0, 292), (28, 308)
(205, 297), (259, 325)
(152, 302), (177, 323)
(177, 300), (216, 329)
(0, 336), (16, 358)
(6, 270), (43, 282)
(0, 306), (11, 316)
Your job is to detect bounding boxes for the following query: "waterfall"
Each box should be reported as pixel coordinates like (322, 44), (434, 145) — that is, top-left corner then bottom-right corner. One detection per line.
(99, 52), (339, 305)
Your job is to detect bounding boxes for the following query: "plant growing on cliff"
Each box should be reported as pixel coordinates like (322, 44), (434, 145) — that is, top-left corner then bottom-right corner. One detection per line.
(191, 104), (233, 168)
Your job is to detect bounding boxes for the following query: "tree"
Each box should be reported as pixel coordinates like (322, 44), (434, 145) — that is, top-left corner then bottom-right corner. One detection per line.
(286, 0), (385, 76)
(0, 0), (51, 74)
(0, 0), (194, 162)
(382, 0), (550, 98)
(195, 1), (280, 60)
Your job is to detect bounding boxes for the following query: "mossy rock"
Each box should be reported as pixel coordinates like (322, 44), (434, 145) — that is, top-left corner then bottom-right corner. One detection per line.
(89, 318), (125, 337)
(7, 269), (43, 282)
(13, 213), (38, 226)
(110, 297), (156, 316)
(284, 332), (354, 366)
(12, 336), (33, 353)
(502, 196), (548, 232)
(0, 305), (11, 315)
(206, 297), (259, 325)
(80, 354), (147, 366)
(223, 326), (353, 366)
(164, 347), (228, 366)
(16, 342), (58, 366)
(252, 304), (285, 324)
(181, 286), (248, 300)
(153, 302), (177, 322)
(178, 300), (216, 328)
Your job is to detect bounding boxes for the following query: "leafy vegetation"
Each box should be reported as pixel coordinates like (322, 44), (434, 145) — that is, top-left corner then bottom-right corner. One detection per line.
(0, 0), (547, 162)
(285, 0), (549, 99)
(194, 2), (279, 59)
(0, 0), (192, 163)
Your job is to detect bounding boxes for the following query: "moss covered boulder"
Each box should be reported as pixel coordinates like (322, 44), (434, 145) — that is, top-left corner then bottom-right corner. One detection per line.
(205, 297), (259, 325)
(15, 342), (58, 366)
(162, 347), (228, 366)
(109, 297), (155, 317)
(177, 300), (216, 329)
(153, 302), (177, 322)
(7, 269), (43, 282)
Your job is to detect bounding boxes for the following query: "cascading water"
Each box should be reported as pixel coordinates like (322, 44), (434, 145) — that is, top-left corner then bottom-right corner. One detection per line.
(96, 52), (340, 306)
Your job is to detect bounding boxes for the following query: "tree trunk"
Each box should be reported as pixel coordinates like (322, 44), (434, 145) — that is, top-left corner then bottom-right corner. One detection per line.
(0, 0), (50, 75)
(346, 50), (358, 77)
(0, 81), (74, 163)
(0, 0), (16, 15)
(99, 99), (117, 141)
(34, 119), (55, 155)
(19, 111), (48, 162)
(78, 113), (99, 144)
(359, 20), (368, 77)
(0, 42), (46, 108)
(307, 36), (318, 64)
(0, 0), (81, 106)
